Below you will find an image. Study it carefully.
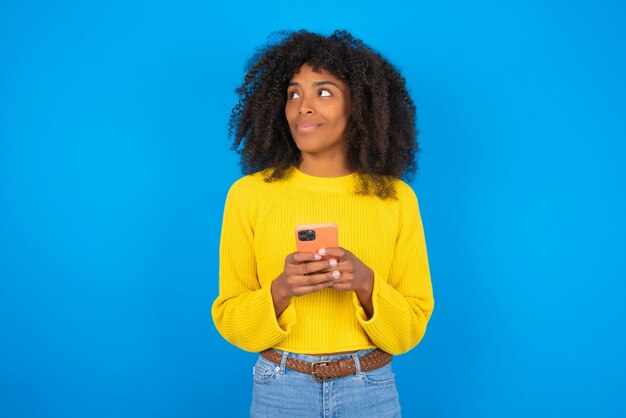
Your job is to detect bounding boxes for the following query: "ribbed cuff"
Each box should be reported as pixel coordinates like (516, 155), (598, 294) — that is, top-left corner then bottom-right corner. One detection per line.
(275, 295), (297, 333)
(352, 270), (380, 324)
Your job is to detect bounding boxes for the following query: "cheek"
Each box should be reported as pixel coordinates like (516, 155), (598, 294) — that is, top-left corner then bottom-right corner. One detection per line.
(285, 111), (300, 139)
(335, 102), (350, 127)
(332, 110), (349, 130)
(284, 105), (292, 121)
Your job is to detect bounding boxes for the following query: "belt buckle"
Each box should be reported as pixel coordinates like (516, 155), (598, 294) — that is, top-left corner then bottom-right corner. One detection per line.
(311, 360), (331, 383)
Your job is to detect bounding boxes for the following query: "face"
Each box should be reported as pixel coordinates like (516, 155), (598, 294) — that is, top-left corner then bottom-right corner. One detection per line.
(285, 64), (350, 159)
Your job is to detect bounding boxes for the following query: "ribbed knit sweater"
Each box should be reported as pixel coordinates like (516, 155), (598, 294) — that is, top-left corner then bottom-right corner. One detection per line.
(211, 169), (434, 355)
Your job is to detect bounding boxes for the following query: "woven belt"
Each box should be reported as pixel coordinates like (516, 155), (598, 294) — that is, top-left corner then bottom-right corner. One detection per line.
(260, 348), (392, 383)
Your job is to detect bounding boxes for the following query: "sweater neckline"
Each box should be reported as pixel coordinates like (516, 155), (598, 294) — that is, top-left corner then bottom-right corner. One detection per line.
(290, 168), (357, 192)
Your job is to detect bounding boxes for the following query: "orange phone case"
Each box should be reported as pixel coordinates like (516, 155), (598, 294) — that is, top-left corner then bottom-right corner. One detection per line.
(295, 223), (338, 254)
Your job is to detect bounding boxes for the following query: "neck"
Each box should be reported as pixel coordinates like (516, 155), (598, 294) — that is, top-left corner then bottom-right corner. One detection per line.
(298, 154), (351, 177)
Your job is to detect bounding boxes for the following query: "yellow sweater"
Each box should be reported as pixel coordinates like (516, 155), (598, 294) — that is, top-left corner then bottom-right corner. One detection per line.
(211, 169), (434, 355)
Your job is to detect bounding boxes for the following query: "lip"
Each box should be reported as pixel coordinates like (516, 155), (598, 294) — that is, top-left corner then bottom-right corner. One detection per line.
(295, 121), (324, 133)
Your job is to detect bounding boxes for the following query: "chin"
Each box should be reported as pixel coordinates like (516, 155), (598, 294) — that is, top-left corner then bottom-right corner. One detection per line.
(293, 139), (319, 153)
(292, 134), (345, 156)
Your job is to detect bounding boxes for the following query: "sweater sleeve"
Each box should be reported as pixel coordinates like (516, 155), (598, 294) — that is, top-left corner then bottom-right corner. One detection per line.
(211, 180), (297, 352)
(352, 185), (434, 355)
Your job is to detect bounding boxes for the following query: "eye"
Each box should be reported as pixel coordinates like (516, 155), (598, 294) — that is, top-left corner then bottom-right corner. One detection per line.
(318, 89), (332, 97)
(288, 90), (300, 100)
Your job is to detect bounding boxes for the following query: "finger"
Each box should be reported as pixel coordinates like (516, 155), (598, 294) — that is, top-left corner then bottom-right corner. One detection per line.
(326, 281), (348, 291)
(317, 247), (347, 259)
(284, 271), (339, 292)
(333, 260), (353, 272)
(334, 271), (352, 284)
(324, 272), (353, 291)
(295, 271), (341, 294)
(288, 258), (338, 275)
(304, 258), (339, 274)
(291, 252), (323, 264)
(294, 281), (339, 296)
(297, 270), (340, 285)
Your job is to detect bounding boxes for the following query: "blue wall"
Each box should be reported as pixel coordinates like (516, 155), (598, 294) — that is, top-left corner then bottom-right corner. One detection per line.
(1, 1), (625, 417)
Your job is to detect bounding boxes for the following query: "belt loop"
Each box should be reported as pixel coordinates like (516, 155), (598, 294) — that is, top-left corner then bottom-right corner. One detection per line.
(279, 350), (289, 373)
(352, 352), (362, 374)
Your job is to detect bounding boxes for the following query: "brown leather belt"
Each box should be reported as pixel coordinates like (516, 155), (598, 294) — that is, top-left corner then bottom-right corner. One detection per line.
(260, 348), (392, 382)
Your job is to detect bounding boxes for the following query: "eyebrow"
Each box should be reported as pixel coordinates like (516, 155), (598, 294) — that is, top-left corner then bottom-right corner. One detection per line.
(288, 81), (341, 88)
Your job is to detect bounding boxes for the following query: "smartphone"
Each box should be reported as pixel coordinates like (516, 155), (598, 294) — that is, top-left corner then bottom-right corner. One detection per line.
(295, 223), (338, 256)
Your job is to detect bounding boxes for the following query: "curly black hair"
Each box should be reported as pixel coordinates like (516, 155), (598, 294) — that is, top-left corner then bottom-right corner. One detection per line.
(229, 29), (418, 199)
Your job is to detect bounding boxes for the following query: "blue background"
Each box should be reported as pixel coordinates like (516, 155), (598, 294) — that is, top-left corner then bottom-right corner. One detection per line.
(1, 0), (625, 417)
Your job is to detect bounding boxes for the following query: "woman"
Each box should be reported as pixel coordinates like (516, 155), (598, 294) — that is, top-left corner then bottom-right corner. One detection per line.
(212, 30), (434, 417)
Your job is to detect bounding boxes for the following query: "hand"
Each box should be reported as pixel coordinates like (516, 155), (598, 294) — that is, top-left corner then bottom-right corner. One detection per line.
(317, 247), (375, 318)
(271, 252), (341, 316)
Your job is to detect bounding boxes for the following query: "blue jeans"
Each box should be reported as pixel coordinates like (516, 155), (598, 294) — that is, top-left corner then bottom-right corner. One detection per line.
(250, 349), (401, 418)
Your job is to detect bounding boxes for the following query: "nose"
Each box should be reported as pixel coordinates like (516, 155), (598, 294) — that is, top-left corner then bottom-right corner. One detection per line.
(298, 95), (314, 115)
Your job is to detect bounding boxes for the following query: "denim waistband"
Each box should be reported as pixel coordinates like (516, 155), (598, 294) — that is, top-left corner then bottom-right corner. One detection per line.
(268, 348), (376, 362)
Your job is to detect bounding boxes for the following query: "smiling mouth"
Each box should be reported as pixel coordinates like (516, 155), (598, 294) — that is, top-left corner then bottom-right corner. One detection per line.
(296, 122), (324, 133)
